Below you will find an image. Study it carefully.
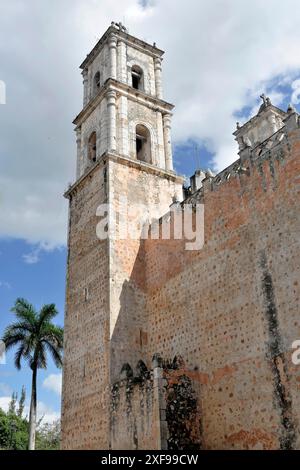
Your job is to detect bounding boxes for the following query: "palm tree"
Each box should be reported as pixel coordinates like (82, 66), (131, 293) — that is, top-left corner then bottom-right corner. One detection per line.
(2, 298), (63, 450)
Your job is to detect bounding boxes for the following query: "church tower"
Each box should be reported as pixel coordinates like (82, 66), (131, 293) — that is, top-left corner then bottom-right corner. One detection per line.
(75, 21), (175, 177)
(61, 23), (184, 449)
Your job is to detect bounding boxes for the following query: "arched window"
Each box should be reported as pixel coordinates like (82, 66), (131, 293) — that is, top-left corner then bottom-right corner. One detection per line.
(88, 132), (97, 163)
(93, 71), (101, 96)
(136, 124), (151, 163)
(131, 65), (144, 91)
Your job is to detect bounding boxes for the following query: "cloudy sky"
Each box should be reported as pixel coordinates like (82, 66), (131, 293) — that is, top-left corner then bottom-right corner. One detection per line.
(1, 0), (300, 422)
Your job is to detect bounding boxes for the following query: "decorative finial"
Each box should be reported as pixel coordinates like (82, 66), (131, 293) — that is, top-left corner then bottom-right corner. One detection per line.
(205, 169), (214, 178)
(287, 103), (296, 114)
(115, 21), (127, 32)
(236, 122), (240, 130)
(260, 93), (271, 107)
(111, 21), (127, 32)
(260, 93), (267, 105)
(153, 42), (156, 48)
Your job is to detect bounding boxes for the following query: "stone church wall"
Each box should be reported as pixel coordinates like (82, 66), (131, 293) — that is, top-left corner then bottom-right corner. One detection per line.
(110, 356), (202, 450)
(63, 23), (300, 450)
(63, 122), (300, 450)
(139, 125), (300, 449)
(61, 161), (111, 449)
(108, 156), (184, 383)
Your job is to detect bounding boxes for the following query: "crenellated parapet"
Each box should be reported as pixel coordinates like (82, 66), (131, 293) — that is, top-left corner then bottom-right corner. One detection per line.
(185, 102), (300, 198)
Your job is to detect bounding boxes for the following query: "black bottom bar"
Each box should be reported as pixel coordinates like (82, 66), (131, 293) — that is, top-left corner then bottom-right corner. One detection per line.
(0, 450), (299, 467)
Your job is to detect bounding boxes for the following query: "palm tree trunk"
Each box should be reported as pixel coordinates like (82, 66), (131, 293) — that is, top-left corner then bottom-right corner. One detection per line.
(28, 366), (37, 450)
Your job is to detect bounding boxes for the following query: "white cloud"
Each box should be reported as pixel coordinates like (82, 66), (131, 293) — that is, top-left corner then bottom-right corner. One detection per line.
(36, 401), (60, 424)
(1, 0), (300, 248)
(0, 281), (11, 289)
(22, 250), (40, 265)
(43, 373), (62, 396)
(291, 79), (300, 104)
(22, 240), (60, 264)
(0, 395), (59, 424)
(0, 396), (11, 411)
(0, 382), (12, 396)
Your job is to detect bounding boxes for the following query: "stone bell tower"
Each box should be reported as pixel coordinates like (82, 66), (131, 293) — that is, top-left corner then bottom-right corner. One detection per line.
(61, 22), (184, 450)
(74, 21), (175, 178)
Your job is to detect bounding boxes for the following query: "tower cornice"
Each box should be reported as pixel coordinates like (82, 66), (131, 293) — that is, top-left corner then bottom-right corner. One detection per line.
(73, 78), (174, 128)
(80, 25), (164, 71)
(64, 151), (184, 199)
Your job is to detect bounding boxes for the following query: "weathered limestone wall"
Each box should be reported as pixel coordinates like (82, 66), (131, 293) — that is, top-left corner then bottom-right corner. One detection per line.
(110, 356), (202, 450)
(84, 33), (157, 100)
(79, 95), (166, 171)
(161, 358), (202, 450)
(79, 98), (108, 173)
(62, 153), (183, 449)
(110, 363), (160, 450)
(127, 100), (165, 167)
(61, 161), (110, 449)
(138, 125), (300, 449)
(77, 25), (169, 179)
(125, 43), (156, 96)
(77, 92), (168, 178)
(66, 22), (300, 449)
(108, 155), (184, 383)
(64, 121), (300, 450)
(85, 43), (110, 101)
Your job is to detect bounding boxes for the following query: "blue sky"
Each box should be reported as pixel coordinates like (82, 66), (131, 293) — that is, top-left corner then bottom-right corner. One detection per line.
(1, 0), (300, 423)
(0, 239), (66, 421)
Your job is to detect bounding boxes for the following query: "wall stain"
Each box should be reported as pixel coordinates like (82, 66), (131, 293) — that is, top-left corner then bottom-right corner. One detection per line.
(163, 357), (202, 450)
(260, 250), (296, 449)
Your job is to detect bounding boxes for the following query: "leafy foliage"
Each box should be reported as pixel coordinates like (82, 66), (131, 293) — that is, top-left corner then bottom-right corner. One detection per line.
(0, 391), (61, 450)
(0, 392), (29, 450)
(8, 391), (17, 415)
(17, 386), (26, 418)
(36, 419), (60, 450)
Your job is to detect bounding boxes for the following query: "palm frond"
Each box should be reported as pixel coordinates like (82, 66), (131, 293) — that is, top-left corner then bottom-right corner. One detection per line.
(38, 304), (58, 329)
(43, 340), (63, 368)
(3, 321), (35, 335)
(42, 324), (64, 348)
(2, 329), (27, 350)
(14, 343), (31, 370)
(5, 298), (63, 374)
(11, 298), (37, 325)
(34, 343), (47, 369)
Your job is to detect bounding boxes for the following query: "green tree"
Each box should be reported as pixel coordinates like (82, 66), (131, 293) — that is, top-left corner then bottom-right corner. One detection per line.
(36, 419), (60, 450)
(2, 298), (63, 450)
(17, 386), (26, 418)
(0, 407), (10, 449)
(0, 406), (28, 450)
(8, 391), (17, 415)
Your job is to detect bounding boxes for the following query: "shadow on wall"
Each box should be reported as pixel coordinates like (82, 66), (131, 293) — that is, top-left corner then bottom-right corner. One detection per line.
(109, 217), (203, 450)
